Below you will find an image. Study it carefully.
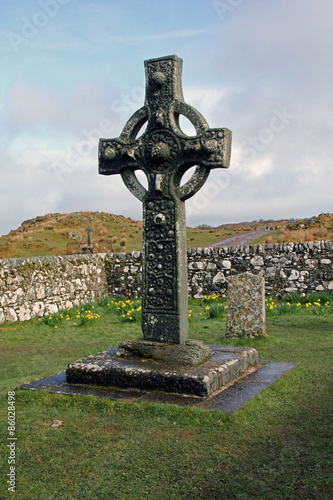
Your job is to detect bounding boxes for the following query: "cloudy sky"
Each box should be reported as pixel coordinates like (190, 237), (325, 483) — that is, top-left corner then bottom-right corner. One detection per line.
(0, 0), (332, 236)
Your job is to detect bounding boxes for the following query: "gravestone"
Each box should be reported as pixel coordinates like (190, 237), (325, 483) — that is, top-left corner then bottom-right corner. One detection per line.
(66, 55), (258, 396)
(225, 272), (266, 338)
(82, 225), (93, 254)
(99, 54), (232, 346)
(85, 225), (93, 247)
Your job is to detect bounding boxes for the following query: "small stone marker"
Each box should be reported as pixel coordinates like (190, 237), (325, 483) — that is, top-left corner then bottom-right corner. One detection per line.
(225, 272), (266, 338)
(82, 225), (93, 254)
(85, 225), (93, 247)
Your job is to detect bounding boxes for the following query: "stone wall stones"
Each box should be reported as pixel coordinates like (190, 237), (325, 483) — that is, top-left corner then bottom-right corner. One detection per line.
(0, 240), (332, 323)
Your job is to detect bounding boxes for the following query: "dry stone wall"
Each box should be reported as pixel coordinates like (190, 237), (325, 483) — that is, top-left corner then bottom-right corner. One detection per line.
(0, 255), (107, 324)
(187, 240), (333, 298)
(0, 240), (332, 323)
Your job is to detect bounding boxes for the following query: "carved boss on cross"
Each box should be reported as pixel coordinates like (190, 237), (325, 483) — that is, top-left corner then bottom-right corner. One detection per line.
(99, 55), (232, 344)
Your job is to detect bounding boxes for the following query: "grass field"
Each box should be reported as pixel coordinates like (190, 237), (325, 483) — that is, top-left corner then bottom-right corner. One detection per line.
(1, 296), (332, 499)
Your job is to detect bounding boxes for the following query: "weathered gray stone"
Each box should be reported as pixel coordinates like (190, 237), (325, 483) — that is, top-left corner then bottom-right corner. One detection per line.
(18, 306), (31, 322)
(266, 266), (276, 278)
(225, 272), (266, 338)
(288, 270), (300, 281)
(221, 259), (232, 269)
(116, 339), (209, 366)
(6, 308), (17, 322)
(213, 271), (226, 284)
(250, 256), (264, 267)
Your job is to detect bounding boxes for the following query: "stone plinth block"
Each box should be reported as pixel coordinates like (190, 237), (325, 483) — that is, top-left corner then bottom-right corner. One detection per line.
(116, 339), (209, 366)
(66, 346), (258, 397)
(226, 272), (266, 338)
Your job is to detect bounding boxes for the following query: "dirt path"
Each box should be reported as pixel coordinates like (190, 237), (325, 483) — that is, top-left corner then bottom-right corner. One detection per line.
(208, 230), (272, 248)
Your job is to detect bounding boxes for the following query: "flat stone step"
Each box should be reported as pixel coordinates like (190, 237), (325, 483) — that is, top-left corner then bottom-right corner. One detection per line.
(66, 345), (258, 397)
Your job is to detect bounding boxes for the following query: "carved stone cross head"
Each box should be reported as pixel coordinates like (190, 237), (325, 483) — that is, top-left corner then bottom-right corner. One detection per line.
(99, 54), (231, 203)
(99, 55), (232, 344)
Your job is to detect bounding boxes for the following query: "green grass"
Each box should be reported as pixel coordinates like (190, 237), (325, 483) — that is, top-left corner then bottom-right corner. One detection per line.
(0, 298), (332, 499)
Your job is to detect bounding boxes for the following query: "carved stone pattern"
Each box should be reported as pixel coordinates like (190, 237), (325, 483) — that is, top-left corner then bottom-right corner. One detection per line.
(144, 131), (180, 172)
(147, 60), (172, 114)
(144, 197), (177, 311)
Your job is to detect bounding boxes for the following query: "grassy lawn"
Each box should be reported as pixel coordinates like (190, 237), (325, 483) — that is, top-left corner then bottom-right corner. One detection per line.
(1, 297), (332, 499)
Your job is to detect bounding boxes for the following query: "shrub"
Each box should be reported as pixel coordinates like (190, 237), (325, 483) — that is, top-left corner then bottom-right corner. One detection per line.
(306, 291), (332, 303)
(282, 291), (304, 303)
(114, 299), (142, 322)
(204, 304), (226, 319)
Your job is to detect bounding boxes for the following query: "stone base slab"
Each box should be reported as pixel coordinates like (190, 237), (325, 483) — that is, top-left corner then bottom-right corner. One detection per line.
(116, 339), (209, 366)
(66, 345), (258, 397)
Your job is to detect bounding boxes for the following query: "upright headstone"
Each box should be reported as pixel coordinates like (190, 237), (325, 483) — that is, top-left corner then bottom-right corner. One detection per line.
(99, 54), (232, 345)
(225, 272), (266, 338)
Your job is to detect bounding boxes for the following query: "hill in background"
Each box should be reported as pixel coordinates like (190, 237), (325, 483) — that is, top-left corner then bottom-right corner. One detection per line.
(0, 211), (332, 259)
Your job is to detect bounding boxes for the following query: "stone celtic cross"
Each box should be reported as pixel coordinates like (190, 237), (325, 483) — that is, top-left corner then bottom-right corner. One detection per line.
(99, 55), (232, 344)
(85, 225), (93, 247)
